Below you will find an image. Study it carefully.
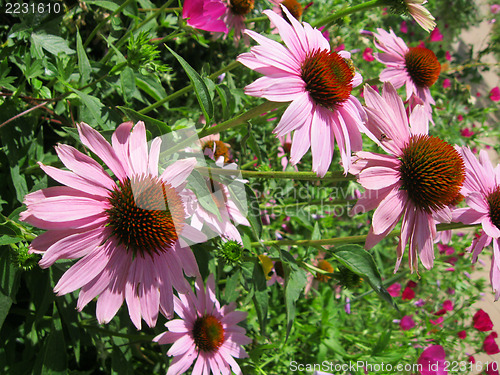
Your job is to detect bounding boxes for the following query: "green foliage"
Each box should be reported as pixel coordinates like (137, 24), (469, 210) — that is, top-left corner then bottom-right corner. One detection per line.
(0, 0), (498, 374)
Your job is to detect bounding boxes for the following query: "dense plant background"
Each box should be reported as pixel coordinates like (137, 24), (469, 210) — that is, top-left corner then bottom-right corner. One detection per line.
(0, 0), (499, 374)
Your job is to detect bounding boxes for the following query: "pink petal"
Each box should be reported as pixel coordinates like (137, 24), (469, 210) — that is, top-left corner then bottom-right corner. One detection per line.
(55, 144), (115, 190)
(358, 166), (400, 189)
(372, 188), (406, 235)
(289, 121), (311, 165)
(310, 107), (334, 177)
(54, 245), (110, 296)
(273, 92), (313, 137)
(128, 121), (148, 175)
(77, 122), (127, 181)
(111, 121), (134, 175)
(160, 158), (197, 188)
(38, 163), (110, 197)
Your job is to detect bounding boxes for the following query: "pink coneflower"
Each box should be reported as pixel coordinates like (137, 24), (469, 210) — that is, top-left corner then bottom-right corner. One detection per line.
(153, 275), (251, 375)
(221, 0), (254, 44)
(198, 133), (232, 163)
(21, 122), (206, 329)
(452, 147), (500, 300)
(186, 160), (250, 244)
(182, 0), (228, 33)
(373, 28), (441, 120)
(350, 83), (465, 272)
(237, 6), (366, 176)
(400, 315), (416, 330)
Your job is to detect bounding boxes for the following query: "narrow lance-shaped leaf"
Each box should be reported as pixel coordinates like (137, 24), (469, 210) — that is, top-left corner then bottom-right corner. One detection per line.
(165, 45), (214, 123)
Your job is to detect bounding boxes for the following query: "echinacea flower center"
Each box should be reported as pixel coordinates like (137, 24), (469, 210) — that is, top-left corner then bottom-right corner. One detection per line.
(281, 0), (303, 20)
(399, 135), (465, 213)
(229, 0), (254, 15)
(192, 315), (225, 352)
(316, 259), (334, 282)
(301, 49), (355, 109)
(106, 175), (185, 256)
(202, 140), (230, 163)
(404, 47), (441, 88)
(487, 186), (500, 230)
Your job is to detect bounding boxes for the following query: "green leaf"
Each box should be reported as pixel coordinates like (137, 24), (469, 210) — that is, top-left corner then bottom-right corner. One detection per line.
(332, 244), (398, 309)
(31, 33), (75, 56)
(281, 250), (307, 340)
(135, 73), (167, 102)
(0, 292), (12, 330)
(85, 0), (121, 11)
(0, 235), (22, 246)
(38, 310), (67, 375)
(118, 106), (171, 137)
(76, 30), (91, 83)
(165, 45), (214, 122)
(244, 185), (262, 240)
(11, 164), (28, 204)
(68, 87), (104, 127)
(224, 270), (241, 303)
(120, 66), (136, 103)
(186, 170), (222, 221)
(371, 328), (392, 355)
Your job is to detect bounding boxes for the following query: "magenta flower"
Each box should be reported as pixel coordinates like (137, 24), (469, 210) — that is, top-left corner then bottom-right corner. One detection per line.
(402, 285), (416, 300)
(400, 315), (416, 330)
(452, 147), (500, 300)
(417, 345), (448, 375)
(21, 122), (206, 329)
(363, 47), (375, 62)
(473, 309), (494, 331)
(457, 330), (467, 339)
(237, 7), (366, 176)
(350, 83), (465, 272)
(442, 78), (451, 89)
(154, 275), (251, 375)
(400, 20), (408, 34)
(445, 51), (452, 61)
(489, 86), (500, 102)
(429, 27), (443, 42)
(387, 282), (402, 297)
(460, 128), (474, 138)
(492, 4), (500, 14)
(484, 332), (500, 355)
(373, 28), (441, 120)
(182, 0), (228, 33)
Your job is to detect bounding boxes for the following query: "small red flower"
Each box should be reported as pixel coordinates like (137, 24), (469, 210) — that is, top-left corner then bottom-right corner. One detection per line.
(457, 330), (467, 339)
(473, 309), (493, 331)
(387, 283), (402, 297)
(489, 86), (500, 101)
(363, 47), (375, 62)
(402, 286), (416, 301)
(484, 332), (500, 355)
(400, 315), (416, 330)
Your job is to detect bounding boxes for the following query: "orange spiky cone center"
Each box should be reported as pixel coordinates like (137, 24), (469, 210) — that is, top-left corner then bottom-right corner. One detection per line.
(301, 49), (355, 109)
(193, 315), (225, 352)
(399, 135), (465, 213)
(316, 259), (334, 282)
(487, 186), (500, 230)
(281, 0), (303, 19)
(229, 0), (254, 15)
(106, 175), (185, 256)
(404, 47), (441, 88)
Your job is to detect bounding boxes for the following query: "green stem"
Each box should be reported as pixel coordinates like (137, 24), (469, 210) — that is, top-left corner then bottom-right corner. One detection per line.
(259, 199), (351, 209)
(100, 0), (174, 65)
(311, 0), (390, 28)
(250, 223), (479, 247)
(245, 15), (269, 23)
(138, 61), (241, 115)
(83, 0), (135, 48)
(152, 30), (188, 45)
(138, 7), (182, 12)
